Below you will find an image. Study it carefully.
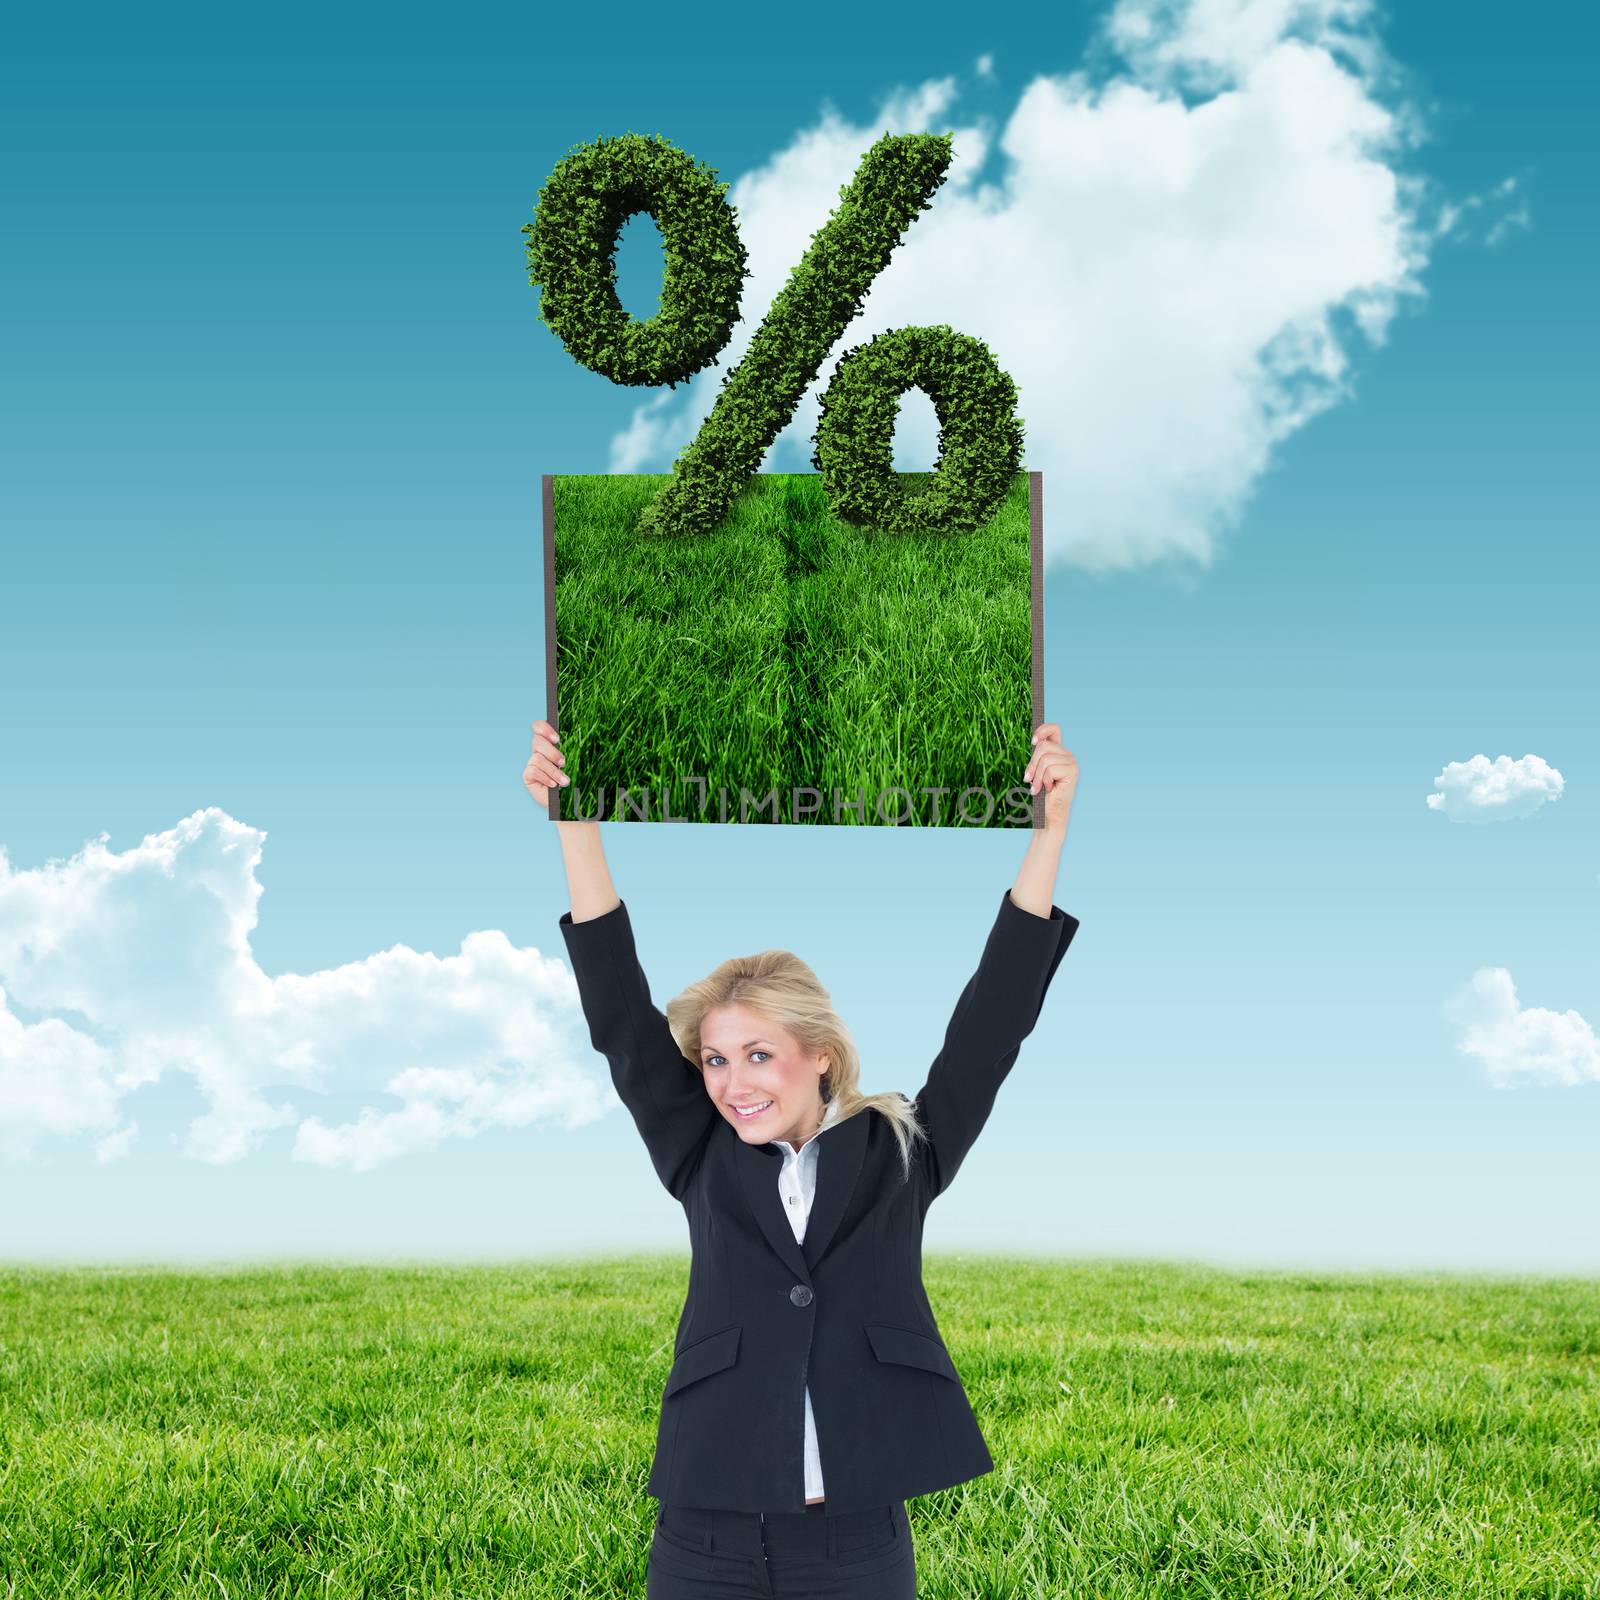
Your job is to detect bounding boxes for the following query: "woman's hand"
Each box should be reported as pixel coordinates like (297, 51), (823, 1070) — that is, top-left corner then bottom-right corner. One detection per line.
(523, 718), (571, 814)
(1024, 722), (1079, 834)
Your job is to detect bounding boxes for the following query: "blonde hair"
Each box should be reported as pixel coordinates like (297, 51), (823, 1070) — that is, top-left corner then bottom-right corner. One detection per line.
(666, 946), (928, 1182)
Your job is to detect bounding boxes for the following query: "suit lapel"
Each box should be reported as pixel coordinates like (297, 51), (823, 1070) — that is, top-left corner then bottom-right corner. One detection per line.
(803, 1105), (866, 1269)
(733, 1104), (869, 1280)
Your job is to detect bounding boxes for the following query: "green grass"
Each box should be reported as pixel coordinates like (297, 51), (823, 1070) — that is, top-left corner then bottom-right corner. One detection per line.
(550, 471), (1036, 827)
(3, 1257), (1597, 1597)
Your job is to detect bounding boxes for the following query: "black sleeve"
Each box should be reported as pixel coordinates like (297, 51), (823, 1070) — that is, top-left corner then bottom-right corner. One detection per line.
(911, 889), (1079, 1203)
(560, 898), (720, 1201)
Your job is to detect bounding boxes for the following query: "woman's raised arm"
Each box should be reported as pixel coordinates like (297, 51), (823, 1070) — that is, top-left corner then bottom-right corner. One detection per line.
(1011, 721), (1079, 916)
(527, 717), (718, 1199)
(909, 722), (1083, 1202)
(524, 717), (620, 922)
(557, 822), (620, 924)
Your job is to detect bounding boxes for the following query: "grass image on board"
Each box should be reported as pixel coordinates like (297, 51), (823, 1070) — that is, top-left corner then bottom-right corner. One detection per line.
(1, 1258), (1596, 1596)
(542, 470), (1045, 827)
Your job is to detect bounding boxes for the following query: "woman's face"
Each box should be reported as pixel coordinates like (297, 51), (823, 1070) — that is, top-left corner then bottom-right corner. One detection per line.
(699, 1001), (829, 1147)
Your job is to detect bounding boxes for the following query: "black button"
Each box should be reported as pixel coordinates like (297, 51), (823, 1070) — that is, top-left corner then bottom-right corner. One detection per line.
(790, 1284), (813, 1306)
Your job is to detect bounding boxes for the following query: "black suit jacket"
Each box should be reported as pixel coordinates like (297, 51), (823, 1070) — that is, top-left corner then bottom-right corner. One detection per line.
(559, 887), (1080, 1514)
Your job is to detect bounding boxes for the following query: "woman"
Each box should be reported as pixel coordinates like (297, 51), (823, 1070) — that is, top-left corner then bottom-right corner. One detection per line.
(523, 717), (1081, 1599)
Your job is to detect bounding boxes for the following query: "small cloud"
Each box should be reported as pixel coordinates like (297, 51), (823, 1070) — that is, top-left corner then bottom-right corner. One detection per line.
(1444, 968), (1600, 1088)
(1425, 753), (1564, 823)
(95, 1121), (138, 1164)
(1485, 205), (1531, 247)
(975, 52), (995, 79)
(1436, 171), (1532, 249)
(0, 810), (620, 1168)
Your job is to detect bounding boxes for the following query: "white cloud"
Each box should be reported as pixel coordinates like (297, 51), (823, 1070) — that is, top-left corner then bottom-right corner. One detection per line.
(1102, 0), (1383, 88)
(603, 0), (1508, 574)
(975, 52), (995, 80)
(1425, 753), (1564, 824)
(0, 994), (121, 1161)
(0, 810), (616, 1168)
(1444, 969), (1600, 1089)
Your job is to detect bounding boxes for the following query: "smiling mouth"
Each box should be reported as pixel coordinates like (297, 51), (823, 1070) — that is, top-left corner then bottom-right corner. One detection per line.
(730, 1100), (774, 1119)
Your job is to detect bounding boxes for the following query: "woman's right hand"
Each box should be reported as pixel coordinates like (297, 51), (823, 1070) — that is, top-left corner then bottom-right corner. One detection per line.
(523, 718), (571, 814)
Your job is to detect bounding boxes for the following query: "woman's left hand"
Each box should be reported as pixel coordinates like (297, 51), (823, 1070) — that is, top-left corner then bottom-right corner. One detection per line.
(1024, 722), (1079, 833)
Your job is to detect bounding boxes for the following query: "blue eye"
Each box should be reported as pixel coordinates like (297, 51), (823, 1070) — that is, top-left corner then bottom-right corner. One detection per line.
(705, 1050), (772, 1068)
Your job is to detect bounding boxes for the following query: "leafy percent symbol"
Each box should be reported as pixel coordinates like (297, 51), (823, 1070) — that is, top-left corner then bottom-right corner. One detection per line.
(522, 130), (1024, 539)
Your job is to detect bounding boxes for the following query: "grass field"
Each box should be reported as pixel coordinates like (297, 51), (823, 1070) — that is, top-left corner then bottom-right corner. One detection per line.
(2, 1256), (1596, 1597)
(548, 471), (1038, 827)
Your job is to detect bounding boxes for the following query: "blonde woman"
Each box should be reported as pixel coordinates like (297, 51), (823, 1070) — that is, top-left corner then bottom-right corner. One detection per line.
(524, 717), (1081, 1598)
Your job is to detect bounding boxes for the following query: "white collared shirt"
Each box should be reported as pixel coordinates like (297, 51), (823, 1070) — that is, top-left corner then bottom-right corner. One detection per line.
(769, 1093), (845, 1502)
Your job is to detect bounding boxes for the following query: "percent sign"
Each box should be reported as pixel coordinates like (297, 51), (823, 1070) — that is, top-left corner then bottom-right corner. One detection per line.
(522, 129), (1024, 539)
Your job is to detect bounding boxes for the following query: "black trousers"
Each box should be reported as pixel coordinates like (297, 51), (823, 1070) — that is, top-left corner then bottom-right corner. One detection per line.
(646, 1498), (916, 1598)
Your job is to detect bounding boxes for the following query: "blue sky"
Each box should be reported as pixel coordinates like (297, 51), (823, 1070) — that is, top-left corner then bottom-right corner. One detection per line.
(3, 0), (1596, 1271)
